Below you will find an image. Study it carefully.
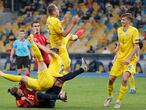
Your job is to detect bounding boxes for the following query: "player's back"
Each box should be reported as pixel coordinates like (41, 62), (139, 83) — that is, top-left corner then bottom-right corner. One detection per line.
(47, 16), (66, 48)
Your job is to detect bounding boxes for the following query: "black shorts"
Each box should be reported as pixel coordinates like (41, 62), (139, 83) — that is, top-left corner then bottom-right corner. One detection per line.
(16, 56), (30, 69)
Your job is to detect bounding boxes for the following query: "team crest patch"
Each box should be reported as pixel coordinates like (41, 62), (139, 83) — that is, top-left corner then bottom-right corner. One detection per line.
(128, 65), (132, 70)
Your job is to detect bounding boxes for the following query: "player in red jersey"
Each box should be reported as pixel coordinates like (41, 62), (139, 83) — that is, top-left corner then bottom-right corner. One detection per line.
(31, 20), (50, 67)
(8, 82), (38, 107)
(8, 81), (67, 108)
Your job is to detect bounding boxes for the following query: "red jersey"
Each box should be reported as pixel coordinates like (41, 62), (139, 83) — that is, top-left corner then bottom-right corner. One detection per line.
(16, 82), (39, 107)
(33, 33), (50, 65)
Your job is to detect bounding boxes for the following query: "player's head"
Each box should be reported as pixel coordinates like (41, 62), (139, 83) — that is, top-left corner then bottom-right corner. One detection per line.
(19, 30), (26, 39)
(121, 13), (133, 27)
(47, 4), (59, 17)
(8, 87), (23, 99)
(31, 20), (40, 34)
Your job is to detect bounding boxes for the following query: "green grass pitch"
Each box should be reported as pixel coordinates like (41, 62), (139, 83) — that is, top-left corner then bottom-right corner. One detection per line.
(0, 77), (146, 110)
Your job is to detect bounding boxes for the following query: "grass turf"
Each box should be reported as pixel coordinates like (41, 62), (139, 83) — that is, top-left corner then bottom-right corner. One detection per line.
(0, 77), (146, 110)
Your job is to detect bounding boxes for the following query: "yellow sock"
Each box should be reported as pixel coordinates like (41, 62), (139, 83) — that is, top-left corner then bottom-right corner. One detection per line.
(3, 74), (22, 82)
(129, 75), (136, 89)
(108, 84), (114, 97)
(117, 84), (128, 101)
(32, 43), (43, 62)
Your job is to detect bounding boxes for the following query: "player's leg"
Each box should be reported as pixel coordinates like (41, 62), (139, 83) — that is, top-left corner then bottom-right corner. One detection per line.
(114, 71), (130, 108)
(37, 91), (67, 101)
(129, 75), (136, 94)
(23, 56), (30, 76)
(53, 58), (88, 88)
(114, 61), (136, 108)
(59, 46), (71, 75)
(103, 75), (116, 107)
(58, 58), (88, 82)
(0, 71), (22, 82)
(0, 71), (42, 91)
(32, 43), (55, 90)
(16, 57), (23, 75)
(104, 61), (123, 107)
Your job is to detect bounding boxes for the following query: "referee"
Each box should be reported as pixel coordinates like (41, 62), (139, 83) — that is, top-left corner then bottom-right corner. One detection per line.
(10, 30), (32, 76)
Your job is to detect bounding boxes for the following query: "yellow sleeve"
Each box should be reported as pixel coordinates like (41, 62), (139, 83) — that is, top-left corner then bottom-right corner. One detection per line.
(53, 18), (64, 34)
(132, 28), (139, 44)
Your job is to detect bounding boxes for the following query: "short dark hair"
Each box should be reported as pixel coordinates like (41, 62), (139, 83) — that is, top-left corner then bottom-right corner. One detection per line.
(121, 13), (133, 22)
(8, 87), (18, 97)
(19, 29), (25, 33)
(31, 20), (39, 27)
(47, 3), (56, 15)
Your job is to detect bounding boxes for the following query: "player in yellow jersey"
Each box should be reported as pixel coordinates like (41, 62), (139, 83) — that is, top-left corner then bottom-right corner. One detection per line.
(129, 39), (143, 94)
(0, 38), (88, 92)
(46, 3), (79, 74)
(103, 13), (140, 108)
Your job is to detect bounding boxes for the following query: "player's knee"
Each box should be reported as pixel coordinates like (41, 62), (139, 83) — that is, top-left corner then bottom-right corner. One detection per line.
(122, 78), (128, 85)
(109, 76), (116, 84)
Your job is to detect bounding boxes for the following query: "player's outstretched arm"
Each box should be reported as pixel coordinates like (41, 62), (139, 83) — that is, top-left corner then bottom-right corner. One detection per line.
(36, 43), (55, 57)
(61, 15), (79, 37)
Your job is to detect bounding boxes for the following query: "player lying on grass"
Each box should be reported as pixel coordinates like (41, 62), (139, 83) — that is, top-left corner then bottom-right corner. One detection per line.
(0, 39), (88, 91)
(8, 81), (67, 108)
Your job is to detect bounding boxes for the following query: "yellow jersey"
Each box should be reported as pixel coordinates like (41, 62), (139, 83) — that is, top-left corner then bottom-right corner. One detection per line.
(48, 52), (63, 77)
(47, 16), (66, 48)
(117, 26), (139, 62)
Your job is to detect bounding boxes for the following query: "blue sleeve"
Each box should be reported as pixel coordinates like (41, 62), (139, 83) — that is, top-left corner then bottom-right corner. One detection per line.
(13, 41), (17, 48)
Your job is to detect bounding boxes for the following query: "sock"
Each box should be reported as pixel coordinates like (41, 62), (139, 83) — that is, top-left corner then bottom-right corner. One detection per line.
(108, 84), (114, 97)
(129, 75), (136, 89)
(117, 84), (128, 102)
(3, 74), (22, 82)
(59, 68), (84, 82)
(31, 43), (43, 62)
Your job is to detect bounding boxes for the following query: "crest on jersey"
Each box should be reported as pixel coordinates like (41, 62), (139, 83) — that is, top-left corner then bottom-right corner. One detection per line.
(128, 65), (132, 70)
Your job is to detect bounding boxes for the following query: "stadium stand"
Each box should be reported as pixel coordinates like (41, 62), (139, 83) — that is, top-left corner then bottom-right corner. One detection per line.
(0, 0), (146, 54)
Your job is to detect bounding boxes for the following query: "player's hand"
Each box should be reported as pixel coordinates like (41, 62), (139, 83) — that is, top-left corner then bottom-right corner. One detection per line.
(21, 97), (26, 100)
(124, 59), (130, 65)
(63, 12), (70, 22)
(71, 15), (79, 25)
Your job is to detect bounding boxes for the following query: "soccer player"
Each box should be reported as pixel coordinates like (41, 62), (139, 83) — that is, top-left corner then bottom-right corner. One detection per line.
(8, 82), (67, 108)
(0, 39), (88, 92)
(46, 3), (79, 74)
(10, 30), (32, 76)
(30, 20), (50, 67)
(103, 13), (140, 108)
(129, 39), (143, 94)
